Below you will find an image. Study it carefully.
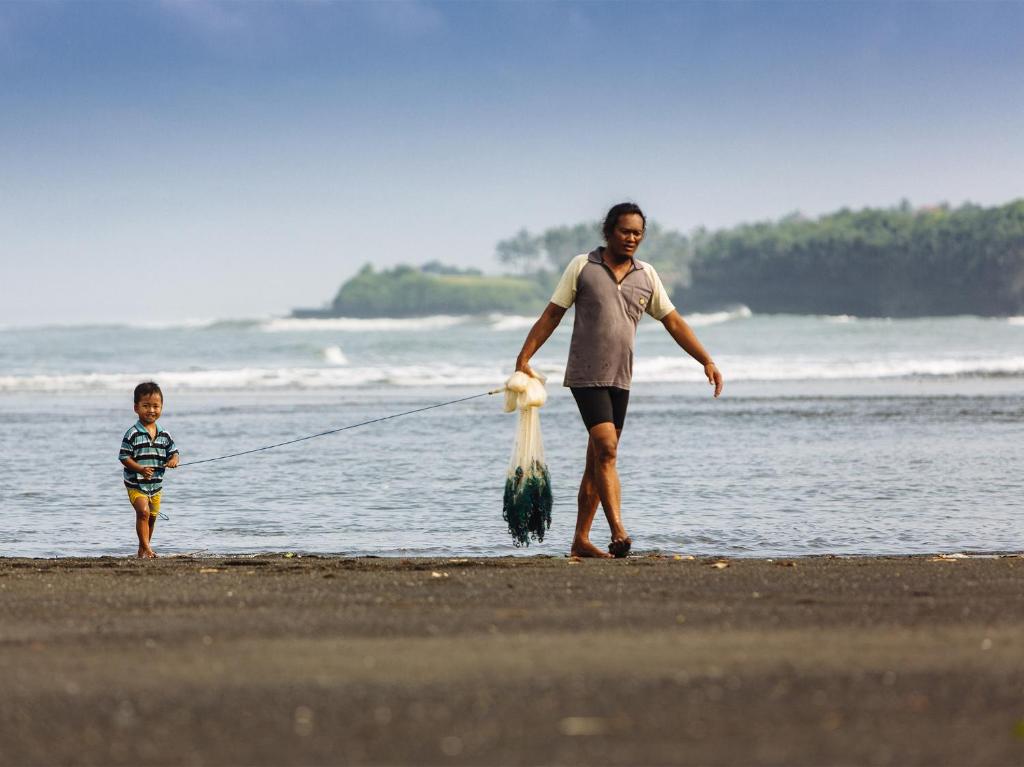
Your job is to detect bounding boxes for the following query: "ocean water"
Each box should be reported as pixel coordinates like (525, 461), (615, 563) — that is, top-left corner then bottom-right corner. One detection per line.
(1, 310), (1022, 558)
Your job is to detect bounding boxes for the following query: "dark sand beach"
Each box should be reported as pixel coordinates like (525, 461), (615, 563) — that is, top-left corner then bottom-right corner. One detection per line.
(2, 554), (1023, 766)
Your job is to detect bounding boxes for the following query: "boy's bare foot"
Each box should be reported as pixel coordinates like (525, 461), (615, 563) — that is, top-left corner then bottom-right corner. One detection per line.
(608, 536), (632, 558)
(571, 537), (613, 558)
(138, 548), (157, 559)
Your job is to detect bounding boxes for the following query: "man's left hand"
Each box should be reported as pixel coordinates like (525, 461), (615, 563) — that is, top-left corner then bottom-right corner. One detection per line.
(705, 362), (723, 398)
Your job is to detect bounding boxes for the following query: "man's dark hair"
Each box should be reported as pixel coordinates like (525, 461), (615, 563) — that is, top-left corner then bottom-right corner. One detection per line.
(134, 381), (163, 404)
(602, 202), (646, 239)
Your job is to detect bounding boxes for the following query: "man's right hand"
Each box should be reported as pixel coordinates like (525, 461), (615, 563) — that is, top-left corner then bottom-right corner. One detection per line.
(516, 360), (539, 379)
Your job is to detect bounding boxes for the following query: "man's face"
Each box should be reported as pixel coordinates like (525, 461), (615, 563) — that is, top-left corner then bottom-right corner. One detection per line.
(134, 393), (163, 425)
(607, 213), (645, 258)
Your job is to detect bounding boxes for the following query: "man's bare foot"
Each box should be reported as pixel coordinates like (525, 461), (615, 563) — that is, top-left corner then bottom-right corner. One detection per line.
(571, 538), (613, 558)
(608, 536), (632, 558)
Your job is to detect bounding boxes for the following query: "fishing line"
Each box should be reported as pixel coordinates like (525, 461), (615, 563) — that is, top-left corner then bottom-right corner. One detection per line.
(176, 388), (504, 468)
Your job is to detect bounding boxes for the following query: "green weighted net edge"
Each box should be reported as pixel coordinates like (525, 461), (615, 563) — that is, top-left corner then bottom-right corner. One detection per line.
(503, 460), (553, 547)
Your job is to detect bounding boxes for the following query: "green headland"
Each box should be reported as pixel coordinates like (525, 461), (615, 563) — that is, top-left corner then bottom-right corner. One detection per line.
(293, 199), (1024, 319)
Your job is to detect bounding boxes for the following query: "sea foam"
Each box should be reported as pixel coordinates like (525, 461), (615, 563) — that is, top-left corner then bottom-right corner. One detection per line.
(487, 314), (540, 332)
(262, 316), (470, 332)
(685, 305), (753, 327)
(322, 345), (348, 365)
(4, 353), (1024, 393)
(634, 354), (1024, 382)
(639, 305), (752, 331)
(0, 363), (514, 393)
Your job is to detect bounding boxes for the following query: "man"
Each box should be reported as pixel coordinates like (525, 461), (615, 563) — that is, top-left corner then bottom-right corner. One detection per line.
(515, 202), (723, 558)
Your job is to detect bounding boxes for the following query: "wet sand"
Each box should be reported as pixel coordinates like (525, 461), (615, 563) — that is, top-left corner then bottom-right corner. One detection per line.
(1, 554), (1023, 766)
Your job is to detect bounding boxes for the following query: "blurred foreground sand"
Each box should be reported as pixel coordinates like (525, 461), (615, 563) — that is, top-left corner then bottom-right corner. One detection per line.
(1, 554), (1023, 766)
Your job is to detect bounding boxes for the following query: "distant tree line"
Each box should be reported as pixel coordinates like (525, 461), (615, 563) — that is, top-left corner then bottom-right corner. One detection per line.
(496, 220), (693, 293)
(495, 199), (1024, 317)
(295, 199), (1024, 318)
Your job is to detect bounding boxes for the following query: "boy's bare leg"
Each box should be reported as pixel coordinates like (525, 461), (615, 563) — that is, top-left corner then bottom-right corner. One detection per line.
(131, 496), (157, 558)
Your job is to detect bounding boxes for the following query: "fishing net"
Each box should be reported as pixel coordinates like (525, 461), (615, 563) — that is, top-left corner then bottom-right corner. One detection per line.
(502, 371), (553, 546)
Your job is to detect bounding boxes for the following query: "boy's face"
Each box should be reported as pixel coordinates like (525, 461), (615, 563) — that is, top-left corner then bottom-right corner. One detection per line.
(134, 393), (163, 425)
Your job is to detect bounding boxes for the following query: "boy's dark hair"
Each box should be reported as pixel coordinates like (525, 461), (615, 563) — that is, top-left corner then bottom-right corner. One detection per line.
(602, 202), (646, 239)
(134, 381), (163, 404)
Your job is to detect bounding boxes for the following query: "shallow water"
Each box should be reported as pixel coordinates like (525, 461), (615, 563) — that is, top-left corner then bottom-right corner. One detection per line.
(1, 312), (1021, 557)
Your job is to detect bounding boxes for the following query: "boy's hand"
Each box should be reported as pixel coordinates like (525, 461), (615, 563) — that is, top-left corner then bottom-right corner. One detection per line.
(166, 454), (180, 469)
(138, 467), (155, 480)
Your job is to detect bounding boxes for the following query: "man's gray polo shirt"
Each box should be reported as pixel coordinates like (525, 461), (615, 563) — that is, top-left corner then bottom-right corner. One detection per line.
(550, 248), (675, 389)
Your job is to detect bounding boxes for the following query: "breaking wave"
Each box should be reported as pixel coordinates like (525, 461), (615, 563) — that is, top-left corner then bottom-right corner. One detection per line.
(638, 305), (752, 331)
(4, 354), (1024, 393)
(8, 310), (1024, 335)
(262, 316), (470, 332)
(487, 314), (540, 331)
(0, 364), (510, 393)
(322, 345), (348, 365)
(684, 305), (753, 327)
(635, 355), (1024, 382)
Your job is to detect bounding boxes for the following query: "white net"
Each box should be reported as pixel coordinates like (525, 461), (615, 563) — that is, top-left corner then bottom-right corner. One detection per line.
(502, 372), (552, 546)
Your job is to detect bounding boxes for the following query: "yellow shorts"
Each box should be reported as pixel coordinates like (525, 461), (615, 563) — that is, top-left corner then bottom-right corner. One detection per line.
(126, 488), (161, 517)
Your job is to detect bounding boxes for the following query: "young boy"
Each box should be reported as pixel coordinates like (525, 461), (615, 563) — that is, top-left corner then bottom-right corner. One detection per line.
(119, 381), (179, 558)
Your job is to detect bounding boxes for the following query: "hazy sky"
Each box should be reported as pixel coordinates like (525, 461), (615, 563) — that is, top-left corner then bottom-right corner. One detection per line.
(2, 1), (1022, 324)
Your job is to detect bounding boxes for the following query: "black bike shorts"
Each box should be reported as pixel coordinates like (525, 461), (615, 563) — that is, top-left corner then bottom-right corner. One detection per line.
(570, 386), (630, 431)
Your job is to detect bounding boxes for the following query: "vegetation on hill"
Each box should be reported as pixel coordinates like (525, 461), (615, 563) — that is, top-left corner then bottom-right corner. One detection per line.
(495, 199), (1024, 317)
(302, 264), (547, 318)
(681, 200), (1024, 316)
(496, 220), (693, 289)
(294, 199), (1024, 318)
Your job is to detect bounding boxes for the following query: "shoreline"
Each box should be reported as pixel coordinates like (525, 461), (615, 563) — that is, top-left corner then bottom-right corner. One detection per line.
(3, 554), (1023, 765)
(3, 549), (1021, 562)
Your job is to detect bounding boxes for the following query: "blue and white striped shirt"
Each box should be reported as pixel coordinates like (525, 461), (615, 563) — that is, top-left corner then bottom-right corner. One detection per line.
(119, 421), (177, 496)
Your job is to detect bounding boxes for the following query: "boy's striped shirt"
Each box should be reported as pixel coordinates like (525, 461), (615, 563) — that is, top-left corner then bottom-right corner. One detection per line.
(119, 421), (177, 496)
